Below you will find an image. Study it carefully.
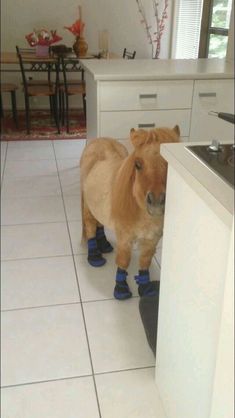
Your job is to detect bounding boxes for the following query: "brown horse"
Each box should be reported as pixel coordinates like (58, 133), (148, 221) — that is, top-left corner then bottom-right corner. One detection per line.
(80, 125), (180, 299)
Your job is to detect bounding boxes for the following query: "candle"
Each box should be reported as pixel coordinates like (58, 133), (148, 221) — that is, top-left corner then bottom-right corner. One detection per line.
(99, 30), (109, 54)
(78, 5), (82, 21)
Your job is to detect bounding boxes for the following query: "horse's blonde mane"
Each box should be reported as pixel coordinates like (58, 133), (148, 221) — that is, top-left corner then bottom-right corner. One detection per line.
(111, 126), (180, 226)
(112, 153), (140, 225)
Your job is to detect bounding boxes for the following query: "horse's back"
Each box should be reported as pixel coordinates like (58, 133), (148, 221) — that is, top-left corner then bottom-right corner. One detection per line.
(80, 138), (129, 229)
(80, 138), (128, 181)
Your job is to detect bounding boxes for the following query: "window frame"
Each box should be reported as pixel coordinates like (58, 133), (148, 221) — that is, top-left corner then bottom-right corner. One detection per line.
(199, 0), (230, 57)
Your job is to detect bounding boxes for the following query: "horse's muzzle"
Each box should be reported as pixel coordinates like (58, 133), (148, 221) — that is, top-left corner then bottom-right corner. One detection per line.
(146, 191), (165, 216)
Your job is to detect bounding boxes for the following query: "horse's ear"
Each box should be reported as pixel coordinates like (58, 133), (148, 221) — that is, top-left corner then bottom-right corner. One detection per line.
(173, 125), (180, 137)
(130, 128), (148, 148)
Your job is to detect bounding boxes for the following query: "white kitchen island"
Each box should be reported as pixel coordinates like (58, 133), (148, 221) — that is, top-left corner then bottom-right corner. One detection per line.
(81, 58), (234, 142)
(156, 141), (234, 418)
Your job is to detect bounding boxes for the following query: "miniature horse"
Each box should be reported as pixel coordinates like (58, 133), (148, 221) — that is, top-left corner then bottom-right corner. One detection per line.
(80, 126), (180, 300)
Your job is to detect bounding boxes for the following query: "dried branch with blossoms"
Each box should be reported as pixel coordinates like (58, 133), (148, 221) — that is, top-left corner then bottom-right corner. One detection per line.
(136, 0), (169, 58)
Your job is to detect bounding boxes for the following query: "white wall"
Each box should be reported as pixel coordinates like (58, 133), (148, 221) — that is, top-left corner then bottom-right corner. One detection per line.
(0, 0), (172, 58)
(1, 0), (173, 110)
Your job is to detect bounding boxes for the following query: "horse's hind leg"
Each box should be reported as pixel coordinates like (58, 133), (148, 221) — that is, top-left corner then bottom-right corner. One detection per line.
(82, 198), (106, 267)
(96, 223), (113, 254)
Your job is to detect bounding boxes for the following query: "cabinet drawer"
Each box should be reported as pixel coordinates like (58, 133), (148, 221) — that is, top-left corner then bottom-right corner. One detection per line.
(99, 80), (193, 111)
(190, 79), (234, 142)
(100, 109), (191, 138)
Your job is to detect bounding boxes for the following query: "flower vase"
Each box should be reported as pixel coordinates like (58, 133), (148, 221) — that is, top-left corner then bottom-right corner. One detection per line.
(36, 45), (49, 57)
(73, 36), (88, 57)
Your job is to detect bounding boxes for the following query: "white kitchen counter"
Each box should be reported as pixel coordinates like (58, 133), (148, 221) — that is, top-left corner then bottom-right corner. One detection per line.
(81, 58), (234, 140)
(80, 58), (234, 81)
(156, 140), (234, 418)
(160, 141), (234, 227)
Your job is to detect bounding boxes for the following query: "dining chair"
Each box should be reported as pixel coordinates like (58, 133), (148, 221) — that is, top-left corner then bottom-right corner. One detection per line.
(58, 56), (86, 133)
(17, 48), (53, 87)
(18, 47), (55, 114)
(123, 48), (136, 59)
(16, 46), (59, 135)
(0, 83), (18, 128)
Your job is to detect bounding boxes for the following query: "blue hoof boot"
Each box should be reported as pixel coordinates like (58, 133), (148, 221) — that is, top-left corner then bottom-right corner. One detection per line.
(138, 281), (158, 297)
(87, 254), (106, 267)
(98, 238), (113, 253)
(87, 237), (106, 267)
(114, 280), (132, 300)
(96, 227), (113, 253)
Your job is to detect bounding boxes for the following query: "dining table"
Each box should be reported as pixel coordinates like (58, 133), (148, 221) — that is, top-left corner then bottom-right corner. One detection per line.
(0, 50), (119, 72)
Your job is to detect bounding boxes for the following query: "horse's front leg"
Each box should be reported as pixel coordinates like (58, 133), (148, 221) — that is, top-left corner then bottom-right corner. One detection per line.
(114, 237), (133, 300)
(135, 238), (160, 297)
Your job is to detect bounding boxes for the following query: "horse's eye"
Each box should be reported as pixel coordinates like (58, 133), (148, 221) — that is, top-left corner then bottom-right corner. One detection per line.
(135, 160), (142, 170)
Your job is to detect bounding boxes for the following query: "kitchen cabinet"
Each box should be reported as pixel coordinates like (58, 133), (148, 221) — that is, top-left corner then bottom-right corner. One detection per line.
(99, 80), (192, 140)
(156, 141), (234, 418)
(190, 79), (234, 142)
(81, 58), (233, 143)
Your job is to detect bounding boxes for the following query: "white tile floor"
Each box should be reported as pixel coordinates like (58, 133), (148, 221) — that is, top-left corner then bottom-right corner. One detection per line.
(1, 139), (165, 418)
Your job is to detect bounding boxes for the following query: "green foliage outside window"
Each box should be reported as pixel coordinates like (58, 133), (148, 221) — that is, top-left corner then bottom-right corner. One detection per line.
(208, 0), (231, 57)
(211, 0), (231, 28)
(208, 34), (228, 58)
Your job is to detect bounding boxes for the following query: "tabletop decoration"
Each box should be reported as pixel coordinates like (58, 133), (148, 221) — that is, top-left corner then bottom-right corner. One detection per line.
(25, 29), (62, 57)
(64, 6), (88, 57)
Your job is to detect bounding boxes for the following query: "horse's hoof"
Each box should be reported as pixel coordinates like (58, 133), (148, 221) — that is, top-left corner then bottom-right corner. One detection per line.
(96, 227), (114, 254)
(138, 281), (158, 297)
(97, 238), (114, 253)
(87, 256), (106, 267)
(101, 243), (114, 253)
(114, 281), (132, 300)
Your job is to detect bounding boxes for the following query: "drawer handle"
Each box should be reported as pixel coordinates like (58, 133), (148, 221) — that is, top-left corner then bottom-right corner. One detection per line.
(138, 123), (156, 128)
(199, 92), (217, 97)
(139, 94), (157, 99)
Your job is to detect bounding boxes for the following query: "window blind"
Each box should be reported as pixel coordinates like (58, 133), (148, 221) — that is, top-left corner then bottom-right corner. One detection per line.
(171, 0), (204, 59)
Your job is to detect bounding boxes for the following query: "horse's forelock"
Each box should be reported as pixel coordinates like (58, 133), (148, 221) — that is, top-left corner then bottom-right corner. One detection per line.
(133, 127), (180, 147)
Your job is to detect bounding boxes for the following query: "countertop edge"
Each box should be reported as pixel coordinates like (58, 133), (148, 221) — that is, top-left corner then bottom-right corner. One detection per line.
(161, 142), (234, 228)
(80, 58), (234, 81)
(93, 73), (234, 81)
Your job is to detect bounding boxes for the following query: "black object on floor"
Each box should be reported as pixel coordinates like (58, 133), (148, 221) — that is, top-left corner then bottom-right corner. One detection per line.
(139, 281), (160, 356)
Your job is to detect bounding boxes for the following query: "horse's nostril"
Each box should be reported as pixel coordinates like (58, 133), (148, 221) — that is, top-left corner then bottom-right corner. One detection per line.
(159, 192), (165, 205)
(147, 192), (155, 205)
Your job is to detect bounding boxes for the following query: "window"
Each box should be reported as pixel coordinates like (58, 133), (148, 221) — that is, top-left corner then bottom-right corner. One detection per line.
(199, 0), (233, 58)
(171, 0), (232, 59)
(171, 0), (204, 59)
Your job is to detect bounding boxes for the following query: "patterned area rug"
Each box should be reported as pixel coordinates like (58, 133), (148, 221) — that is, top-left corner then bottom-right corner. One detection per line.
(0, 109), (86, 141)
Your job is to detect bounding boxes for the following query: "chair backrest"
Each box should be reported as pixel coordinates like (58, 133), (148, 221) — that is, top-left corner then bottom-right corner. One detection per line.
(59, 56), (84, 94)
(16, 46), (28, 91)
(123, 48), (136, 59)
(16, 46), (56, 92)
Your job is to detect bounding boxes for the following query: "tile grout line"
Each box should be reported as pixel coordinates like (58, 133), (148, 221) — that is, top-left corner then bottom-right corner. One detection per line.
(1, 373), (93, 390)
(1, 301), (81, 313)
(52, 140), (102, 418)
(1, 252), (86, 263)
(1, 141), (9, 185)
(1, 365), (156, 390)
(1, 294), (141, 313)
